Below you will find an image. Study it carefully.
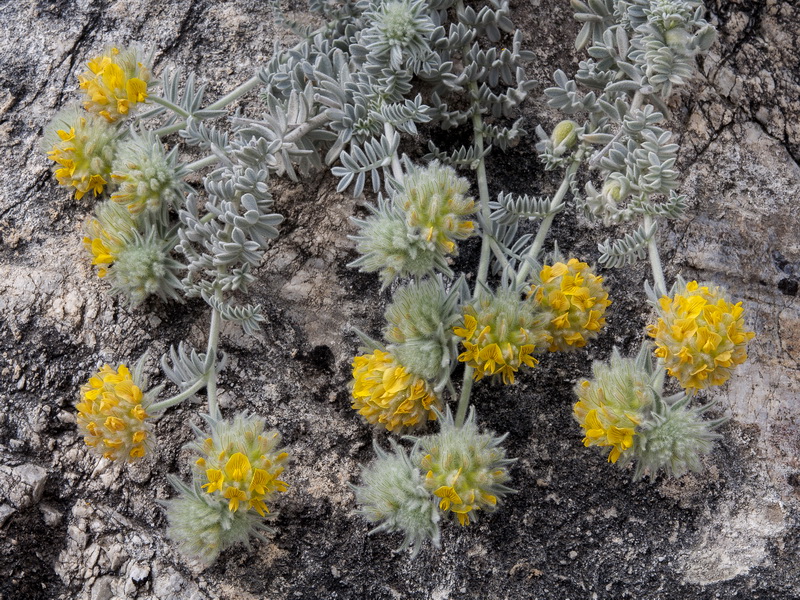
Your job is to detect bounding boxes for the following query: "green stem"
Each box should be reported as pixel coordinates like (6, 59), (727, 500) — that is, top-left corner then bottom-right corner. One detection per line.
(455, 373), (474, 427)
(515, 155), (582, 287)
(207, 75), (262, 110)
(644, 214), (667, 296)
(149, 376), (208, 413)
(148, 96), (191, 119)
(204, 305), (223, 420)
(455, 76), (492, 429)
(186, 154), (219, 173)
(488, 237), (512, 271)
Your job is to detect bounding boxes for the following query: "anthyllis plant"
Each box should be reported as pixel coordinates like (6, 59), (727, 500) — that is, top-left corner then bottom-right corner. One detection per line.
(533, 0), (755, 475)
(337, 0), (752, 553)
(42, 43), (310, 565)
(43, 0), (754, 564)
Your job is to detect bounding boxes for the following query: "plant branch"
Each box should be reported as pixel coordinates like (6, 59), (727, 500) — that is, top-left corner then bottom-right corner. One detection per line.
(149, 376), (208, 413)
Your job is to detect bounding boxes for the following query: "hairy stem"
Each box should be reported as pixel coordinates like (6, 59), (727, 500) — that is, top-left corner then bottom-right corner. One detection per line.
(455, 74), (492, 428)
(149, 376), (208, 413)
(204, 305), (223, 420)
(644, 214), (667, 296)
(207, 75), (262, 110)
(186, 154), (220, 172)
(148, 96), (191, 119)
(515, 154), (582, 287)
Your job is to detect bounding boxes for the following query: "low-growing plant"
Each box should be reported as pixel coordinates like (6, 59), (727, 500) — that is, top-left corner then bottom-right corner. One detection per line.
(42, 0), (754, 566)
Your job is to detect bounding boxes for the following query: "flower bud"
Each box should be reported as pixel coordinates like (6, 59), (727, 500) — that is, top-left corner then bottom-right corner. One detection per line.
(111, 131), (187, 219)
(397, 161), (476, 255)
(354, 440), (440, 557)
(551, 120), (579, 151)
(633, 397), (722, 480)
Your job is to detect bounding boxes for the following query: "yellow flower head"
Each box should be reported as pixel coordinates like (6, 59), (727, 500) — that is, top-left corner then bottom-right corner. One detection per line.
(572, 348), (655, 463)
(528, 258), (611, 352)
(43, 106), (117, 199)
(351, 349), (441, 432)
(192, 414), (289, 516)
(648, 280), (754, 390)
(82, 201), (136, 278)
(455, 288), (549, 384)
(398, 161), (476, 255)
(415, 408), (514, 527)
(78, 46), (151, 122)
(76, 363), (153, 461)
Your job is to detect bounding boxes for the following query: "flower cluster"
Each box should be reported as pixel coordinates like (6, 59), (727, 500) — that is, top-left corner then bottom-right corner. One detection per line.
(355, 409), (514, 551)
(43, 107), (118, 200)
(191, 414), (289, 516)
(455, 288), (549, 384)
(349, 162), (476, 286)
(82, 201), (182, 304)
(43, 47), (186, 307)
(573, 349), (655, 463)
(528, 258), (611, 352)
(415, 409), (514, 527)
(573, 345), (726, 477)
(354, 440), (440, 557)
(76, 362), (154, 461)
(648, 280), (754, 390)
(351, 349), (441, 432)
(78, 47), (151, 122)
(165, 414), (290, 565)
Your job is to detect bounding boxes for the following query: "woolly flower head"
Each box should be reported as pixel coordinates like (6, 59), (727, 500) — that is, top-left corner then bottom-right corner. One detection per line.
(363, 0), (435, 70)
(349, 195), (448, 288)
(111, 131), (188, 219)
(354, 440), (440, 557)
(78, 46), (151, 122)
(351, 349), (441, 432)
(83, 201), (137, 278)
(648, 279), (754, 390)
(396, 161), (476, 255)
(164, 477), (275, 567)
(455, 287), (549, 384)
(573, 348), (657, 463)
(413, 409), (515, 527)
(76, 360), (156, 461)
(43, 105), (118, 199)
(189, 414), (289, 517)
(528, 257), (611, 352)
(633, 396), (722, 481)
(384, 277), (462, 381)
(109, 228), (184, 306)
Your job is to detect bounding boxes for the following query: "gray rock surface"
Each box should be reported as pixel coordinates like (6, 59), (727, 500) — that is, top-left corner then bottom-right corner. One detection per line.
(1, 0), (799, 599)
